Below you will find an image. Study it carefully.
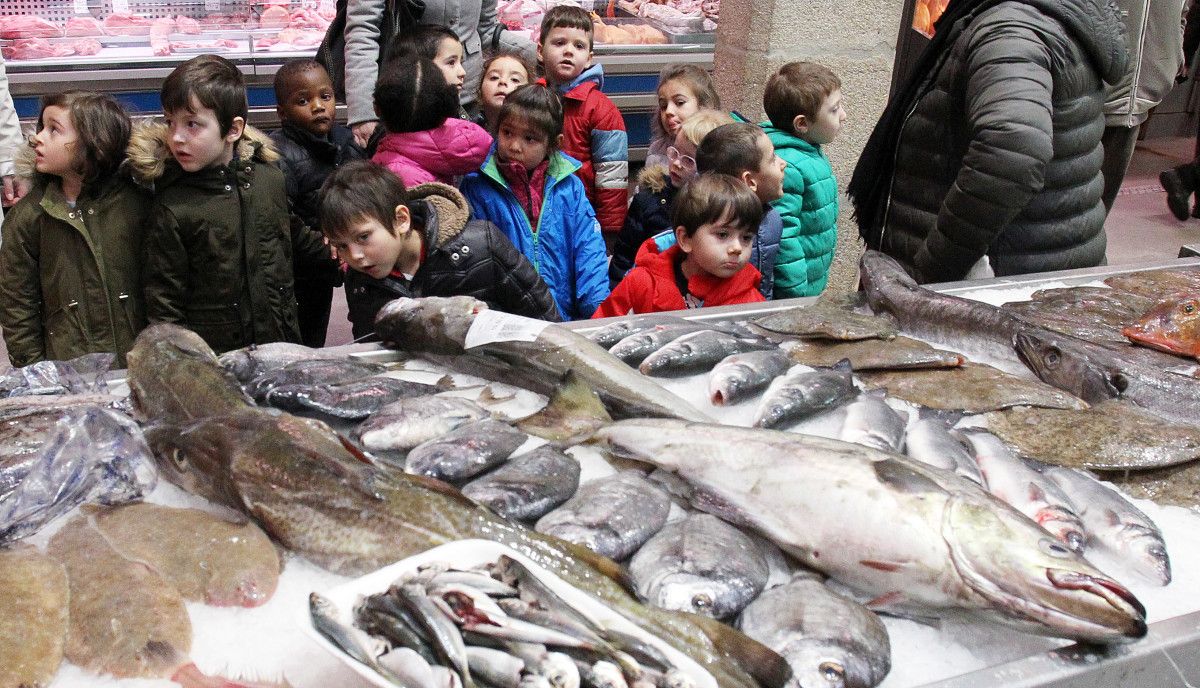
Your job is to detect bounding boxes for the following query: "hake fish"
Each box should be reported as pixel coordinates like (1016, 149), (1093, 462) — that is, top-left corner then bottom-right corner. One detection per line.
(535, 471), (672, 561)
(0, 544), (68, 688)
(752, 362), (857, 429)
(638, 330), (776, 378)
(593, 419), (1147, 644)
(462, 444), (581, 521)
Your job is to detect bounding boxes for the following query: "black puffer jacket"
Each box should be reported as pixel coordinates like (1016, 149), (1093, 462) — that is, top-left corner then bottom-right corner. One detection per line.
(860, 0), (1127, 282)
(345, 183), (561, 341)
(610, 165), (677, 287)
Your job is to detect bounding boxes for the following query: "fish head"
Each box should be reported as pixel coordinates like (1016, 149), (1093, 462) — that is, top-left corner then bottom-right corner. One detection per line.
(126, 323), (253, 425)
(374, 296), (485, 354)
(1012, 329), (1127, 403)
(944, 493), (1146, 643)
(778, 637), (890, 688)
(648, 572), (747, 620)
(142, 414), (247, 508)
(1122, 295), (1200, 358)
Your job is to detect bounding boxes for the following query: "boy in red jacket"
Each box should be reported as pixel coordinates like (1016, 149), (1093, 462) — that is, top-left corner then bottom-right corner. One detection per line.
(537, 5), (628, 235)
(594, 173), (765, 317)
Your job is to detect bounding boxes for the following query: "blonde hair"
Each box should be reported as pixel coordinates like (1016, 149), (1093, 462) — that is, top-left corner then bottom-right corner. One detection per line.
(678, 109), (734, 147)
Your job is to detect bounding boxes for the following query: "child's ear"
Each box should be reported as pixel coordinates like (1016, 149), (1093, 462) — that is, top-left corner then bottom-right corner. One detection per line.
(674, 225), (691, 253)
(225, 116), (246, 143)
(536, 42), (544, 65)
(740, 169), (758, 192)
(393, 204), (412, 234)
(792, 114), (809, 135)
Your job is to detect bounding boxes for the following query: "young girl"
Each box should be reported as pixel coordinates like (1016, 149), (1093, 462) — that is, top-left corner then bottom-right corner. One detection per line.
(460, 84), (610, 320)
(371, 53), (493, 186)
(389, 24), (469, 117)
(595, 173), (765, 318)
(476, 50), (533, 131)
(0, 91), (150, 366)
(644, 64), (721, 170)
(610, 109), (732, 285)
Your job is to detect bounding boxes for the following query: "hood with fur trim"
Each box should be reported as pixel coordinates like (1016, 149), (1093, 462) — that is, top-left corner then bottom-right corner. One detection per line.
(407, 181), (471, 247)
(127, 120), (279, 186)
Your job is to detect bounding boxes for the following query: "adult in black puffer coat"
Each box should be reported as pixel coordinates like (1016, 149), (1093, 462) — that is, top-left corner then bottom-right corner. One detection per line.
(849, 0), (1128, 284)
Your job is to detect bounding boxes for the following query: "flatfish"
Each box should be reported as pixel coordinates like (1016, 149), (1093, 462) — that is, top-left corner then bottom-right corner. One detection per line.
(0, 544), (68, 688)
(1103, 268), (1200, 299)
(751, 295), (897, 341)
(784, 335), (964, 371)
(1101, 459), (1200, 511)
(859, 362), (1087, 413)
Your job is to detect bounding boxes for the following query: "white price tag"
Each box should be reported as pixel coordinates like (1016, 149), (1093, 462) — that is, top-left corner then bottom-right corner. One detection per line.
(74, 0), (89, 15)
(464, 308), (550, 349)
(204, 0), (221, 11)
(111, 0), (130, 13)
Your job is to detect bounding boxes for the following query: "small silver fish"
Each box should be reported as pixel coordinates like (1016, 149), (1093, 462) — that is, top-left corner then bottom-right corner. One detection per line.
(638, 330), (775, 378)
(903, 419), (984, 484)
(708, 350), (792, 406)
(752, 362), (857, 429)
(355, 396), (489, 452)
(838, 392), (907, 452)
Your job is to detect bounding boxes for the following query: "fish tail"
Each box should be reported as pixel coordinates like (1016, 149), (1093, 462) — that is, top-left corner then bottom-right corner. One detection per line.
(172, 662), (293, 688)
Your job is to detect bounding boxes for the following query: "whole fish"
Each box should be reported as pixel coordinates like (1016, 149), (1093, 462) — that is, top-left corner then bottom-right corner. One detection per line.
(374, 297), (712, 422)
(218, 341), (345, 382)
(1042, 467), (1171, 586)
(516, 371), (613, 446)
(127, 324), (789, 688)
(126, 323), (254, 425)
(263, 376), (443, 420)
(638, 330), (776, 378)
(405, 419), (529, 483)
(737, 573), (891, 688)
(961, 430), (1086, 552)
(536, 472), (672, 561)
(0, 391), (126, 421)
(1100, 459), (1200, 512)
(784, 335), (965, 371)
(628, 513), (769, 620)
(751, 295), (898, 341)
(903, 418), (984, 485)
(0, 544), (68, 688)
(609, 323), (712, 366)
(593, 419), (1147, 644)
(858, 362), (1087, 414)
(587, 314), (695, 349)
(311, 591), (396, 682)
(838, 391), (907, 452)
(247, 358), (388, 401)
(1123, 293), (1200, 359)
(356, 396), (490, 452)
(752, 363), (857, 429)
(1103, 267), (1200, 299)
(708, 350), (792, 406)
(462, 444), (582, 520)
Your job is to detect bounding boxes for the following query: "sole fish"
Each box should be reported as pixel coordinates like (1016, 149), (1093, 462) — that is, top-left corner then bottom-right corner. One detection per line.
(752, 363), (857, 429)
(751, 295), (897, 341)
(1100, 459), (1200, 512)
(858, 362), (1087, 414)
(462, 444), (581, 521)
(784, 335), (965, 371)
(536, 471), (672, 561)
(0, 544), (68, 688)
(708, 350), (792, 406)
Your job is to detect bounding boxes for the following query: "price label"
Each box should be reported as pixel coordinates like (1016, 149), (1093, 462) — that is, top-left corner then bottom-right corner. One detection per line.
(464, 309), (550, 349)
(111, 0), (130, 13)
(205, 0), (221, 10)
(74, 0), (89, 15)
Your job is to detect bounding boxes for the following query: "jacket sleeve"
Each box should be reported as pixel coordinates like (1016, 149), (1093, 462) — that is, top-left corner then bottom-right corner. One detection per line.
(0, 55), (22, 179)
(485, 223), (562, 321)
(914, 24), (1054, 284)
(770, 162), (808, 299)
(291, 218), (334, 271)
(566, 187), (611, 319)
(344, 0), (386, 127)
(589, 95), (629, 233)
(142, 203), (191, 325)
(0, 204), (46, 365)
(1186, 0), (1200, 68)
(593, 268), (648, 318)
(477, 0), (535, 60)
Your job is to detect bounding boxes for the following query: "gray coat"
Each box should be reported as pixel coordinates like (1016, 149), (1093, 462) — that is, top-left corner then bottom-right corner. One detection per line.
(1104, 0), (1186, 127)
(344, 0), (535, 126)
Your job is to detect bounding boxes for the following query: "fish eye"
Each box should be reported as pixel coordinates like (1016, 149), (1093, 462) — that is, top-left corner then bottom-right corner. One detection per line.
(1044, 347), (1060, 367)
(691, 592), (713, 611)
(1039, 538), (1072, 558)
(1111, 373), (1130, 394)
(170, 447), (187, 468)
(1184, 302), (1196, 314)
(819, 661), (845, 682)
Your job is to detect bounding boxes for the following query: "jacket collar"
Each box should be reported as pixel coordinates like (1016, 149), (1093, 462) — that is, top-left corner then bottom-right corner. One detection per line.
(637, 242), (763, 302)
(127, 120), (279, 186)
(479, 144), (581, 189)
(279, 123), (339, 157)
(760, 123), (822, 154)
(407, 182), (472, 248)
(543, 63), (605, 99)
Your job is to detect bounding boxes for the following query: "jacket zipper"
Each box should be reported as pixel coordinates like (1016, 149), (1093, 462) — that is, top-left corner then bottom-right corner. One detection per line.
(878, 97), (921, 249)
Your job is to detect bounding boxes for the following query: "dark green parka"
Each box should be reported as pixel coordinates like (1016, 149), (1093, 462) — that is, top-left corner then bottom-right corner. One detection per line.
(129, 122), (328, 354)
(0, 151), (151, 367)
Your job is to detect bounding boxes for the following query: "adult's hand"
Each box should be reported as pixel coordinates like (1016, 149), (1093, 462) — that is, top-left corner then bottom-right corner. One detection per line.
(1, 174), (27, 207)
(352, 121), (377, 148)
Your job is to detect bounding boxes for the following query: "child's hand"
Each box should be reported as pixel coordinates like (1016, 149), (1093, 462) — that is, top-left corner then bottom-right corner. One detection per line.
(351, 121), (377, 148)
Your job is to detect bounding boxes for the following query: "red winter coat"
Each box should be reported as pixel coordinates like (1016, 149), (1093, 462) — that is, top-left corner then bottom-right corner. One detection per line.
(593, 238), (764, 318)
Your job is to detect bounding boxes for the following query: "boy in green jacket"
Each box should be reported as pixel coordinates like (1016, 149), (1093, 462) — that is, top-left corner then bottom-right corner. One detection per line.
(760, 61), (847, 298)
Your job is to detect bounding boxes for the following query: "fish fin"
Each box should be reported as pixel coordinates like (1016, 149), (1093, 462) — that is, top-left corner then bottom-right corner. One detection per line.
(831, 357), (854, 372)
(684, 613), (793, 688)
(172, 660), (294, 687)
(518, 369), (612, 445)
(401, 471), (486, 509)
(873, 459), (948, 495)
(859, 559), (909, 573)
(863, 591), (906, 609)
(435, 375), (456, 390)
(479, 384), (518, 404)
(336, 434), (380, 466)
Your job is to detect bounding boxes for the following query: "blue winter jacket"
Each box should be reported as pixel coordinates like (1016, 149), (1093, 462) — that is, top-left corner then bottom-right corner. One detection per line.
(460, 147), (610, 320)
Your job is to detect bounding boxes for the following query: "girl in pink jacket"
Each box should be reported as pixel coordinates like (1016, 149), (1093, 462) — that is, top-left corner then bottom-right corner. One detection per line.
(371, 50), (492, 186)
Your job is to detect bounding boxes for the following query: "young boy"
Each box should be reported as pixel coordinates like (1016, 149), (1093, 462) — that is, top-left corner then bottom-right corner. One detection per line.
(594, 173), (765, 318)
(131, 54), (329, 354)
(760, 61), (846, 299)
(696, 121), (787, 299)
(536, 5), (628, 235)
(319, 161), (560, 341)
(269, 58), (365, 348)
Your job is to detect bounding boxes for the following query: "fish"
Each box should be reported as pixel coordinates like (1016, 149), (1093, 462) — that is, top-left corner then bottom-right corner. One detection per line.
(218, 341), (347, 382)
(466, 646), (525, 688)
(461, 444), (582, 521)
(311, 591), (396, 681)
(752, 362), (857, 429)
(708, 350), (793, 406)
(592, 419), (1147, 643)
(737, 573), (891, 688)
(838, 391), (908, 452)
(961, 430), (1086, 552)
(1103, 267), (1200, 300)
(517, 371), (613, 446)
(355, 396), (490, 452)
(89, 502), (281, 607)
(638, 330), (777, 378)
(1123, 293), (1200, 359)
(374, 297), (713, 422)
(1100, 459), (1200, 512)
(984, 399), (1200, 470)
(262, 375), (444, 420)
(126, 323), (255, 425)
(628, 513), (769, 620)
(0, 544), (69, 688)
(1042, 467), (1171, 586)
(246, 358), (388, 401)
(586, 314), (696, 349)
(127, 324), (789, 688)
(1001, 287), (1153, 347)
(783, 335), (965, 371)
(858, 362), (1088, 414)
(609, 323), (713, 366)
(750, 294), (898, 341)
(0, 391), (126, 421)
(903, 418), (984, 485)
(405, 419), (529, 483)
(536, 472), (673, 561)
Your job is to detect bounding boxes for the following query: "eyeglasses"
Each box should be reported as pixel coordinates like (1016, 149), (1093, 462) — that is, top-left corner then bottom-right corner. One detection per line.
(666, 146), (696, 171)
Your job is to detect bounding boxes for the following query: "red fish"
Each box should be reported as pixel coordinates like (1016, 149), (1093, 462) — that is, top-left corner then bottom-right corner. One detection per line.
(1123, 294), (1200, 359)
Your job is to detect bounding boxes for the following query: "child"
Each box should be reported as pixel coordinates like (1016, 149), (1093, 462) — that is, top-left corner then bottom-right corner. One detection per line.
(609, 109), (731, 286)
(696, 122), (787, 299)
(476, 50), (533, 131)
(761, 61), (845, 298)
(0, 91), (150, 366)
(130, 54), (328, 354)
(459, 84), (609, 320)
(371, 53), (493, 186)
(644, 63), (721, 170)
(269, 58), (365, 348)
(388, 24), (469, 116)
(594, 173), (765, 318)
(536, 5), (628, 234)
(318, 161), (560, 340)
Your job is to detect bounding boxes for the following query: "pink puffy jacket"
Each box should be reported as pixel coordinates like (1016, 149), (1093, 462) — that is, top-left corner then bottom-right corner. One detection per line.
(372, 119), (493, 186)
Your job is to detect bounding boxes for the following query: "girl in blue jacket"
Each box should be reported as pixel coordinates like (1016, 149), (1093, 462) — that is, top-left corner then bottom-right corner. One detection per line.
(460, 84), (609, 319)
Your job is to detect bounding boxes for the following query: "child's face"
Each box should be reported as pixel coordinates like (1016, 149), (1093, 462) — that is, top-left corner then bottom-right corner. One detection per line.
(538, 26), (592, 85)
(328, 207), (417, 280)
(800, 88), (847, 145)
(497, 113), (551, 171)
(657, 79), (700, 139)
(744, 132), (786, 203)
(677, 216), (755, 280)
(278, 68), (335, 136)
(480, 57), (530, 114)
(433, 36), (466, 93)
(33, 105), (79, 179)
(667, 130), (698, 188)
(165, 98), (242, 172)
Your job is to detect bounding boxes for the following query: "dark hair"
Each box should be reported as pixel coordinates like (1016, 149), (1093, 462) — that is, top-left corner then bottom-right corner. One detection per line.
(273, 58), (328, 104)
(696, 122), (768, 176)
(388, 23), (461, 61)
(539, 5), (594, 48)
(35, 91), (131, 184)
(374, 53), (460, 133)
(673, 173), (763, 237)
(764, 61), (841, 133)
(319, 160), (409, 238)
(497, 84), (563, 151)
(161, 54), (247, 136)
(652, 64), (720, 139)
(477, 49), (535, 102)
